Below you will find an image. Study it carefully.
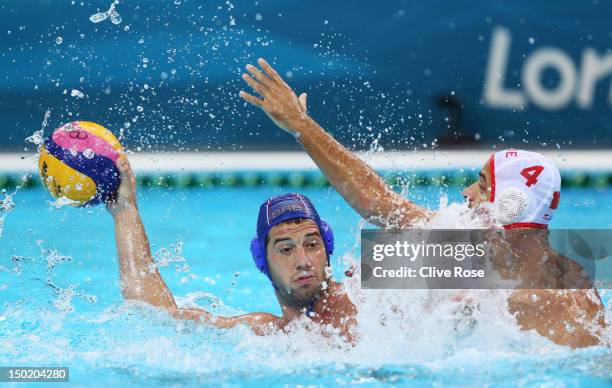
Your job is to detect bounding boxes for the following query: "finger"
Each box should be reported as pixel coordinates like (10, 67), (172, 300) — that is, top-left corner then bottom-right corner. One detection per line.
(241, 73), (266, 96)
(257, 58), (283, 84)
(123, 156), (133, 172)
(116, 155), (128, 174)
(239, 90), (264, 108)
(298, 92), (308, 112)
(116, 156), (134, 180)
(245, 63), (271, 85)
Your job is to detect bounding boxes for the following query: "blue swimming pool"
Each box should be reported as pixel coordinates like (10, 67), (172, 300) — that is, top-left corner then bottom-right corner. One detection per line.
(1, 185), (611, 386)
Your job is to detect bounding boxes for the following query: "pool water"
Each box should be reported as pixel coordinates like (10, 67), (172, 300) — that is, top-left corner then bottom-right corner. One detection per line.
(1, 185), (611, 386)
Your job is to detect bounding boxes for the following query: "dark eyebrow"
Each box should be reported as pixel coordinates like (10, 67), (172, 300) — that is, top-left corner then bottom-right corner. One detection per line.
(272, 237), (292, 246)
(273, 231), (321, 246)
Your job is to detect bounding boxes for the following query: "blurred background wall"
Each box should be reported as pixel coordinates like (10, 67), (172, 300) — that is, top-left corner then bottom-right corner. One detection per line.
(1, 0), (611, 152)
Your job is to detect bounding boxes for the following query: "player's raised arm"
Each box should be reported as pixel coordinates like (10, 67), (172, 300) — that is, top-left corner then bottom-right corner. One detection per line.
(239, 58), (429, 228)
(107, 157), (283, 333)
(107, 156), (178, 309)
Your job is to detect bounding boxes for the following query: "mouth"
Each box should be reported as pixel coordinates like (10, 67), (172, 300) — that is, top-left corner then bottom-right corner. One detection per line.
(294, 273), (316, 285)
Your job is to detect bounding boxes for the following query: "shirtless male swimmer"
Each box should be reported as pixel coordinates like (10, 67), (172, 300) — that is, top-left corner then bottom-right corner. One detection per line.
(239, 58), (607, 348)
(107, 157), (357, 341)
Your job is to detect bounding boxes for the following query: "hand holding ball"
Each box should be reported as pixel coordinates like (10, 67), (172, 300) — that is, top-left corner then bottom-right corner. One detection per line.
(38, 121), (123, 206)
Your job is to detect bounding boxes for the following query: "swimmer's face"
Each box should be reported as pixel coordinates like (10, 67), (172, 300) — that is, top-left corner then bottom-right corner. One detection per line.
(462, 160), (492, 208)
(266, 218), (328, 308)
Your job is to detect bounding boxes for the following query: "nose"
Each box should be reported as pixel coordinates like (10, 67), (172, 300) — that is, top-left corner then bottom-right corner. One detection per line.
(462, 185), (471, 201)
(295, 247), (313, 270)
(463, 182), (478, 196)
(462, 182), (478, 205)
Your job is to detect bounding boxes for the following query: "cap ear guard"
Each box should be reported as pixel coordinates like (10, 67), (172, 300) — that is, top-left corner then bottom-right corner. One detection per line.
(320, 220), (334, 256)
(250, 237), (268, 275)
(493, 187), (530, 225)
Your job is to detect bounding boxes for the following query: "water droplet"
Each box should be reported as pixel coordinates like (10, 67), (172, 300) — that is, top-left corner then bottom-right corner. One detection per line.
(89, 11), (109, 23)
(70, 89), (85, 98)
(55, 36), (63, 44)
(83, 149), (95, 159)
(255, 13), (263, 21)
(136, 106), (144, 112)
(110, 9), (122, 24)
(25, 130), (44, 146)
(325, 266), (333, 278)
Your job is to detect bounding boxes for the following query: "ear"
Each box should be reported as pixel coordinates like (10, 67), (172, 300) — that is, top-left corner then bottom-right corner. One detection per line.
(298, 93), (308, 112)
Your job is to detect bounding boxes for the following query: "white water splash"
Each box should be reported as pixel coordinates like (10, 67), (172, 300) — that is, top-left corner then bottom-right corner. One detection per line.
(0, 175), (31, 238)
(36, 240), (73, 275)
(153, 238), (200, 284)
(47, 196), (80, 209)
(154, 239), (186, 267)
(89, 1), (122, 25)
(28, 241), (98, 312)
(47, 283), (97, 312)
(0, 191), (14, 238)
(25, 109), (51, 149)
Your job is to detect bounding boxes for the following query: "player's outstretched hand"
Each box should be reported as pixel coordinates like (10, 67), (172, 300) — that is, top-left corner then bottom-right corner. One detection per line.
(239, 58), (309, 137)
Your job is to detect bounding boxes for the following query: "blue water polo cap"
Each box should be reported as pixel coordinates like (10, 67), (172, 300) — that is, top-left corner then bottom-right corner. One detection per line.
(250, 193), (334, 281)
